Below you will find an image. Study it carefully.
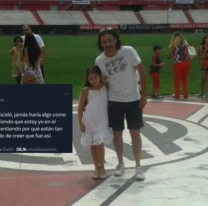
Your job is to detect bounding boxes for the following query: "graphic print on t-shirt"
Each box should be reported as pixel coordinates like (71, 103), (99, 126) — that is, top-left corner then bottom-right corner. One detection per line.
(104, 56), (127, 76)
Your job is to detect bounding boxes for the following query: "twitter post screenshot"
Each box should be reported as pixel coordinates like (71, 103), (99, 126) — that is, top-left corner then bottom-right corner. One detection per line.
(0, 85), (72, 153)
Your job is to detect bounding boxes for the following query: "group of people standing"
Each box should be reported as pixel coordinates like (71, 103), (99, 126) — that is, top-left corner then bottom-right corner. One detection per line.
(78, 30), (208, 181)
(10, 25), (45, 84)
(78, 29), (147, 180)
(149, 32), (208, 99)
(10, 27), (208, 180)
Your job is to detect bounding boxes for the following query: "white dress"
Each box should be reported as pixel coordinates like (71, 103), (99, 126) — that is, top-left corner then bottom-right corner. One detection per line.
(81, 86), (113, 146)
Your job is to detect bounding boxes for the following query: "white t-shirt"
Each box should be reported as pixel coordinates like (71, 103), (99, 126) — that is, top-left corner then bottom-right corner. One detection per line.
(95, 46), (141, 102)
(21, 33), (45, 48)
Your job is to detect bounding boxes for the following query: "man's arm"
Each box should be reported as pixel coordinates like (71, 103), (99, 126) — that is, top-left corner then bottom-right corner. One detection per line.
(128, 46), (147, 109)
(41, 46), (45, 59)
(36, 35), (45, 59)
(136, 63), (147, 97)
(128, 47), (146, 94)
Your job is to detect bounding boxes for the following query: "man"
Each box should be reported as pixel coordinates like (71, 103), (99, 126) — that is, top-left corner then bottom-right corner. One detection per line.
(22, 25), (45, 79)
(95, 29), (147, 180)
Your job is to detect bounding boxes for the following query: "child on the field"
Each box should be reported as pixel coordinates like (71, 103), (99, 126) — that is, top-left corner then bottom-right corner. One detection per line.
(78, 65), (113, 179)
(150, 45), (166, 99)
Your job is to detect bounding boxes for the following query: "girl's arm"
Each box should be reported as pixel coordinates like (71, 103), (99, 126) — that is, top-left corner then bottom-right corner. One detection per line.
(197, 46), (204, 59)
(78, 87), (88, 132)
(10, 48), (16, 64)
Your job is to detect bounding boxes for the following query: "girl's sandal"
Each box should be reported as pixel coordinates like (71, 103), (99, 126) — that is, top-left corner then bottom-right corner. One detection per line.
(93, 170), (100, 179)
(99, 166), (106, 179)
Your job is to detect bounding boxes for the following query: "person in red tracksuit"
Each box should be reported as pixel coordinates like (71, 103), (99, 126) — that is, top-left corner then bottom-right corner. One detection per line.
(168, 31), (190, 99)
(150, 45), (166, 99)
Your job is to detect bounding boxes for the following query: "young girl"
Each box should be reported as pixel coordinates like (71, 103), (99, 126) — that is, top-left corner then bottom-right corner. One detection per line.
(197, 35), (208, 98)
(10, 36), (23, 84)
(78, 65), (112, 179)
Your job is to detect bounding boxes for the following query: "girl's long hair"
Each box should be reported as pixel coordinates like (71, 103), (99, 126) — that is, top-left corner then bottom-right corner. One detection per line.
(169, 31), (186, 49)
(23, 33), (41, 68)
(84, 65), (102, 87)
(198, 35), (208, 55)
(200, 35), (208, 46)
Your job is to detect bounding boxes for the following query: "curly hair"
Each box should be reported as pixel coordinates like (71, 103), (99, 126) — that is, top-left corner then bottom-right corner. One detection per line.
(97, 28), (122, 52)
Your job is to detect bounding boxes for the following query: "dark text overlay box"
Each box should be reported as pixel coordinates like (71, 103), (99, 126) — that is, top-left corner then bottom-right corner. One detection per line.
(0, 85), (72, 153)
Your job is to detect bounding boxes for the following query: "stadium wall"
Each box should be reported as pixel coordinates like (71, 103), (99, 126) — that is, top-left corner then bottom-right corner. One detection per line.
(0, 24), (207, 35)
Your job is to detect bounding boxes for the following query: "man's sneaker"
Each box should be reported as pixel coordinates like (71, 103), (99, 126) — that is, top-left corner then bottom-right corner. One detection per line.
(135, 167), (145, 181)
(155, 95), (163, 99)
(205, 93), (208, 99)
(151, 94), (156, 99)
(114, 164), (125, 176)
(196, 92), (203, 97)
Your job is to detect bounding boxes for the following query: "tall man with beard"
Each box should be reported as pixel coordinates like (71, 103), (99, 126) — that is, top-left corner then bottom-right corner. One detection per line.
(95, 29), (147, 180)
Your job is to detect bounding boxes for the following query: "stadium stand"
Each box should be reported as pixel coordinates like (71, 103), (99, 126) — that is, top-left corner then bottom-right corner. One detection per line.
(139, 10), (189, 24)
(88, 10), (140, 25)
(0, 10), (38, 25)
(188, 9), (208, 23)
(37, 11), (89, 25)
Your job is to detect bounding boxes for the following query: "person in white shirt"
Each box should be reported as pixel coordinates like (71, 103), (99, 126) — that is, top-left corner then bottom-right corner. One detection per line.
(95, 28), (147, 181)
(22, 25), (45, 79)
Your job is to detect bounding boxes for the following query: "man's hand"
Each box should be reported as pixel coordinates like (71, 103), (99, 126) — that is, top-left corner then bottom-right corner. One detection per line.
(139, 95), (147, 111)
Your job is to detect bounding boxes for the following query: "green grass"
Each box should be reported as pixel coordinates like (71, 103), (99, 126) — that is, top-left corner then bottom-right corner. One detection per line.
(0, 34), (204, 99)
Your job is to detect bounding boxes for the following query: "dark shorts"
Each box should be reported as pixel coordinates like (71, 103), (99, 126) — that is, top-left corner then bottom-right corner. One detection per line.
(108, 100), (144, 131)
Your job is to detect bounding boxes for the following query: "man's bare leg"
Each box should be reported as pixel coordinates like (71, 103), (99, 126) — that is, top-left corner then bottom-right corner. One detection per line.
(129, 130), (145, 180)
(129, 130), (142, 167)
(113, 130), (125, 176)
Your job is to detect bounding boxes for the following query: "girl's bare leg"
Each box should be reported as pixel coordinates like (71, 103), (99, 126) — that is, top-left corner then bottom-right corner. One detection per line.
(90, 146), (99, 178)
(95, 144), (106, 178)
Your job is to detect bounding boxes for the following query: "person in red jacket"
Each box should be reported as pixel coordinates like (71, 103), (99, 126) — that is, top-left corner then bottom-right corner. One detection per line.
(150, 45), (166, 99)
(168, 31), (190, 99)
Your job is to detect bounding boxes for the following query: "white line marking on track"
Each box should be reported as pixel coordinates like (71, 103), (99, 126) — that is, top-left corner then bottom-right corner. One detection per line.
(146, 121), (168, 133)
(71, 170), (135, 206)
(109, 151), (208, 206)
(186, 105), (208, 123)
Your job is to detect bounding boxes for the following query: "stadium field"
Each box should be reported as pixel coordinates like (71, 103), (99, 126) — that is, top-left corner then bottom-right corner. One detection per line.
(0, 33), (204, 99)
